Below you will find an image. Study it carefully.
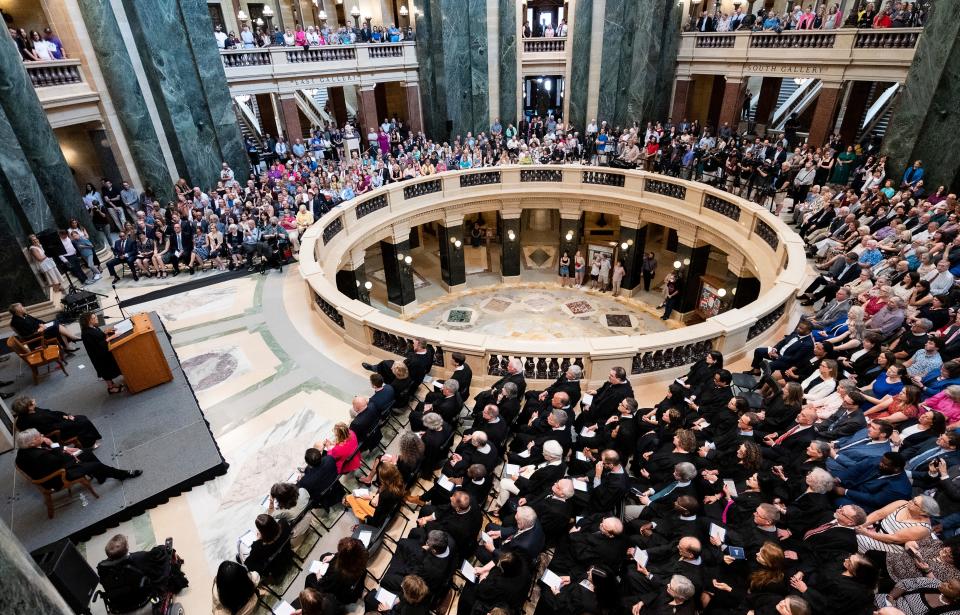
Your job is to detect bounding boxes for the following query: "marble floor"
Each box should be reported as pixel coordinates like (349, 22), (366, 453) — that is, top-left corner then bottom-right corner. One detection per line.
(13, 230), (814, 614)
(406, 283), (677, 338)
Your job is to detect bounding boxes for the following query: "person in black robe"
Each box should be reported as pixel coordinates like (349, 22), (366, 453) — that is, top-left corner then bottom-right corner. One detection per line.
(11, 395), (101, 448)
(79, 312), (123, 394)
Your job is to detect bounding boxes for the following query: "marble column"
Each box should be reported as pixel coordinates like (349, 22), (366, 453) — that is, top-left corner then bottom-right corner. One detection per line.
(678, 243), (711, 313)
(500, 216), (521, 279)
(882, 1), (960, 188)
(618, 224), (647, 291)
(753, 77), (782, 128)
(717, 78), (744, 133)
(567, 0), (593, 130)
(380, 238), (416, 309)
(279, 95), (303, 140)
(0, 182), (47, 307)
(807, 84), (842, 147)
(0, 519), (74, 615)
(414, 0), (449, 139)
(558, 216), (580, 266)
(357, 86), (379, 135)
(733, 275), (761, 309)
(497, 0), (517, 128)
(0, 36), (90, 229)
(402, 82), (424, 134)
(467, 0), (489, 134)
(670, 78), (694, 124)
(839, 80), (871, 146)
(437, 222), (466, 290)
(76, 0), (175, 203)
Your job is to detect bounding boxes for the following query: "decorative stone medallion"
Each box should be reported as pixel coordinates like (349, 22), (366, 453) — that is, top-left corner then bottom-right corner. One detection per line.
(182, 351), (240, 390)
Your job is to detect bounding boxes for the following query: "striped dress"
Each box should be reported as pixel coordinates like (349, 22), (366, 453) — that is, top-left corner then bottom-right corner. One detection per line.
(857, 505), (932, 554)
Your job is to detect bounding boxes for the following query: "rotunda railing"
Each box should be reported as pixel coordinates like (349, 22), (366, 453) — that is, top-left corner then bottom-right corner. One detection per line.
(299, 166), (805, 387)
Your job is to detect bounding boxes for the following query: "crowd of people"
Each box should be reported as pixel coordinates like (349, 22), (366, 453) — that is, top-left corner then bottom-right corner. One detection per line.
(9, 25), (66, 61)
(215, 20), (413, 51)
(689, 1), (929, 33)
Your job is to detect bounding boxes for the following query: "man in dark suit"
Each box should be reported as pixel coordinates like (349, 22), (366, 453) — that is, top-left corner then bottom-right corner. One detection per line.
(476, 505), (546, 564)
(15, 428), (141, 486)
(410, 379), (460, 431)
(904, 431), (960, 475)
(168, 222), (193, 275)
(799, 251), (861, 306)
(507, 409), (571, 465)
(445, 352), (472, 398)
(583, 450), (629, 514)
(513, 479), (574, 542)
(444, 430), (498, 477)
(521, 364), (583, 423)
(106, 231), (139, 282)
(695, 10), (715, 31)
(473, 357), (526, 410)
(814, 387), (867, 441)
(465, 404), (508, 450)
(367, 373), (395, 417)
(547, 516), (627, 578)
(411, 491), (483, 560)
(348, 396), (380, 448)
(782, 504), (866, 569)
(833, 452), (911, 512)
(762, 407), (819, 463)
(368, 530), (456, 607)
(576, 366), (634, 429)
(750, 320), (815, 374)
(363, 338), (435, 389)
(297, 448), (339, 504)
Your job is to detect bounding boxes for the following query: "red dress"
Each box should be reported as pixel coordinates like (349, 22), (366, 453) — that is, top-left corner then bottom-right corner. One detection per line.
(328, 431), (361, 474)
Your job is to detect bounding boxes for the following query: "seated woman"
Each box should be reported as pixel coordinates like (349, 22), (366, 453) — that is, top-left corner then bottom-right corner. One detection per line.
(304, 537), (368, 608)
(345, 462), (407, 527)
(864, 384), (922, 425)
(207, 225), (226, 272)
(458, 551), (531, 615)
(187, 228), (208, 274)
(134, 231), (155, 277)
(375, 575), (430, 615)
(681, 350), (723, 399)
(212, 560), (260, 615)
(267, 482), (312, 549)
(11, 395), (101, 448)
(389, 362), (414, 408)
(421, 412), (453, 473)
(863, 364), (908, 403)
(237, 514), (292, 576)
(8, 302), (80, 350)
(225, 224), (245, 270)
(359, 431), (425, 488)
(922, 385), (960, 428)
(887, 538), (960, 584)
(151, 229), (170, 279)
(875, 578), (960, 615)
(857, 496), (938, 555)
(315, 422), (361, 475)
(801, 359), (839, 403)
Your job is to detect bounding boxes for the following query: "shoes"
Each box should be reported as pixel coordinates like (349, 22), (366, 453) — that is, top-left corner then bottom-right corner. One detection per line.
(800, 300), (814, 307)
(93, 273), (102, 281)
(107, 384), (125, 395)
(64, 346), (78, 354)
(172, 270), (179, 277)
(247, 266), (255, 272)
(0, 379), (12, 387)
(120, 469), (143, 481)
(188, 266), (195, 275)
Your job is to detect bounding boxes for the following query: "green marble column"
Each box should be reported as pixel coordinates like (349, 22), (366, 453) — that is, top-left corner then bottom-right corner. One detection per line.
(0, 173), (47, 307)
(415, 1), (448, 139)
(619, 224), (647, 291)
(500, 217), (521, 278)
(0, 37), (89, 229)
(0, 105), (54, 234)
(380, 239), (416, 307)
(438, 222), (466, 288)
(679, 244), (711, 313)
(0, 520), (73, 615)
(468, 0), (489, 134)
(498, 0), (517, 127)
(76, 0), (175, 203)
(882, 2), (960, 190)
(567, 0), (593, 130)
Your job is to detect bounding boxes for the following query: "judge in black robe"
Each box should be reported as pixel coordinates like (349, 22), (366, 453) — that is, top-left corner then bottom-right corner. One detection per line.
(79, 312), (123, 393)
(12, 398), (101, 448)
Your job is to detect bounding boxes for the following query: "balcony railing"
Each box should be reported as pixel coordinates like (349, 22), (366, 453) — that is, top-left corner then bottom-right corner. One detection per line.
(523, 37), (566, 53)
(26, 59), (84, 88)
(221, 42), (418, 90)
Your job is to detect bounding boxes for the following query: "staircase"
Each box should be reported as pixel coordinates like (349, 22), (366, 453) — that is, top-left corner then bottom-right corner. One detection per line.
(294, 90), (328, 134)
(860, 83), (900, 141)
(770, 79), (821, 132)
(233, 99), (264, 149)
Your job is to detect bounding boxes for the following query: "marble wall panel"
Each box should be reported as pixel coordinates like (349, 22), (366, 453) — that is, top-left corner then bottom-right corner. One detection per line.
(567, 0), (593, 130)
(498, 0), (517, 127)
(415, 0), (449, 139)
(76, 0), (175, 203)
(597, 0), (629, 124)
(468, 0), (490, 135)
(440, 0), (471, 138)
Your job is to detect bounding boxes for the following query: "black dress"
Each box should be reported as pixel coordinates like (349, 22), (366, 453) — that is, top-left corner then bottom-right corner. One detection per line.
(81, 324), (121, 381)
(15, 408), (102, 448)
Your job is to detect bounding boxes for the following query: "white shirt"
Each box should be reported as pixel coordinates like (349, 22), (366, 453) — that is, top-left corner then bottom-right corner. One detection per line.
(33, 40), (57, 61)
(214, 31), (228, 48)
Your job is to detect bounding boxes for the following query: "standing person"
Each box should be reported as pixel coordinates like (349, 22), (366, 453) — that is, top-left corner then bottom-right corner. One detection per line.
(598, 254), (612, 292)
(27, 234), (63, 293)
(661, 273), (681, 321)
(574, 250), (586, 288)
(612, 259), (625, 296)
(641, 251), (657, 292)
(558, 251), (571, 287)
(79, 312), (124, 395)
(589, 253), (601, 289)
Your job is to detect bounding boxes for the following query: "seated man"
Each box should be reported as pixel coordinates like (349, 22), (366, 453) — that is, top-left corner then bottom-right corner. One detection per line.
(506, 408), (571, 466)
(476, 505), (546, 565)
(502, 479), (575, 543)
(749, 320), (814, 374)
(348, 395), (380, 448)
(362, 337), (435, 389)
(409, 491), (483, 560)
(296, 447), (341, 506)
(367, 373), (395, 416)
(825, 419), (894, 473)
(410, 379), (460, 431)
(547, 516), (627, 578)
(105, 231), (139, 282)
(473, 357), (527, 410)
(496, 439), (566, 510)
(96, 534), (188, 614)
(15, 428), (141, 486)
(365, 530), (456, 610)
(521, 364), (583, 423)
(8, 302), (80, 351)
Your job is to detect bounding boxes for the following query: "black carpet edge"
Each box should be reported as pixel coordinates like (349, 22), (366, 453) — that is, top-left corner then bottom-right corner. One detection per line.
(118, 268), (254, 309)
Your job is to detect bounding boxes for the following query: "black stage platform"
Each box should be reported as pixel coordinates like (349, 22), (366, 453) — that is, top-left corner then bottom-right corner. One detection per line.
(0, 312), (228, 552)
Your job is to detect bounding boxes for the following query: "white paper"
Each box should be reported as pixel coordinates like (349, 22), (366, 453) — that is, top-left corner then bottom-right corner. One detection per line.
(685, 397), (695, 404)
(572, 478), (588, 492)
(375, 588), (398, 608)
(432, 380), (443, 389)
(480, 531), (493, 544)
(579, 427), (596, 438)
(437, 475), (455, 491)
(634, 547), (649, 567)
(460, 560), (476, 583)
(541, 569), (563, 591)
(582, 393), (594, 407)
(358, 530), (373, 547)
(674, 378), (686, 385)
(273, 601), (296, 615)
(723, 479), (738, 497)
(517, 449), (531, 458)
(239, 529), (255, 548)
(308, 560), (329, 576)
(579, 579), (593, 590)
(352, 488), (370, 497)
(504, 463), (520, 477)
(710, 523), (727, 544)
(113, 318), (133, 336)
(576, 451), (589, 462)
(50, 442), (60, 449)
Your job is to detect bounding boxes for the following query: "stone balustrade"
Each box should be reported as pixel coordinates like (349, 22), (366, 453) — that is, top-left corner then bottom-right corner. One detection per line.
(678, 27), (921, 83)
(299, 166), (806, 387)
(221, 42), (418, 94)
(26, 60), (84, 87)
(522, 38), (567, 53)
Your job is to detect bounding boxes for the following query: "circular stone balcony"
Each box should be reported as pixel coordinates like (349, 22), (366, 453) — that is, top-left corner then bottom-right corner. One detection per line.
(299, 166), (805, 387)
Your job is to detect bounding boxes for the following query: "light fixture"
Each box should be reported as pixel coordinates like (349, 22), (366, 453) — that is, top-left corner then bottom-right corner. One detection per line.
(450, 237), (457, 244)
(404, 255), (413, 265)
(351, 5), (361, 17)
(565, 230), (573, 241)
(717, 288), (727, 297)
(620, 242), (629, 250)
(793, 77), (809, 86)
(237, 9), (248, 21)
(731, 287), (737, 295)
(262, 5), (274, 17)
(364, 281), (373, 290)
(673, 260), (682, 269)
(627, 239), (634, 246)
(454, 240), (462, 249)
(318, 10), (327, 19)
(397, 253), (404, 261)
(399, 5), (409, 16)
(683, 258), (691, 266)
(236, 94), (251, 104)
(256, 17), (264, 25)
(507, 230), (516, 241)
(355, 280), (360, 287)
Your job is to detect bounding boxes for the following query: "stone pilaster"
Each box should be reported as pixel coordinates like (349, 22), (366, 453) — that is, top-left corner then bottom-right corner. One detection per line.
(559, 215), (580, 266)
(618, 224), (647, 291)
(380, 238), (416, 310)
(279, 95), (303, 141)
(678, 243), (711, 314)
(402, 82), (424, 134)
(437, 221), (466, 291)
(497, 0), (517, 127)
(357, 86), (379, 137)
(807, 84), (842, 147)
(670, 78), (694, 124)
(838, 80), (871, 146)
(500, 216), (521, 279)
(753, 77), (781, 128)
(717, 78), (744, 134)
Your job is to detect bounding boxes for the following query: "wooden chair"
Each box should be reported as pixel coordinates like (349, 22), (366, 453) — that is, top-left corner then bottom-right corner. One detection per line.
(7, 333), (68, 385)
(17, 467), (99, 519)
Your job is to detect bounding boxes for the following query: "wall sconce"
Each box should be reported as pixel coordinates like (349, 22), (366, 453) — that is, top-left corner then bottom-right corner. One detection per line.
(256, 17), (264, 26)
(683, 258), (691, 266)
(620, 241), (630, 251)
(450, 237), (462, 249)
(356, 279), (373, 303)
(673, 260), (682, 269)
(237, 9), (248, 22)
(717, 288), (727, 297)
(262, 5), (274, 17)
(565, 230), (574, 241)
(507, 230), (516, 241)
(318, 10), (327, 20)
(404, 256), (413, 265)
(399, 5), (409, 16)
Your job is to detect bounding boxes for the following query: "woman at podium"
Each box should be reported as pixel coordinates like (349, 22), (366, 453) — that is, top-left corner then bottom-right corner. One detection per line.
(79, 312), (124, 395)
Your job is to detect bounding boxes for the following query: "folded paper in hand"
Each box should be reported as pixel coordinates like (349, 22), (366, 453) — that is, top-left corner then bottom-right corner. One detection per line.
(541, 569), (563, 591)
(460, 560), (476, 583)
(375, 588), (398, 608)
(308, 560), (329, 576)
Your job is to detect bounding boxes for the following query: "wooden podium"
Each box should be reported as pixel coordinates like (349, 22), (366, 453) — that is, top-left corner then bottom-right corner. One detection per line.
(108, 313), (173, 394)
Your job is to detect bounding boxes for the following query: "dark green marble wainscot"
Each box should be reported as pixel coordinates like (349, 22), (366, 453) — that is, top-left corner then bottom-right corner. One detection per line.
(567, 0), (593, 131)
(77, 0), (175, 203)
(882, 1), (960, 190)
(498, 0), (518, 127)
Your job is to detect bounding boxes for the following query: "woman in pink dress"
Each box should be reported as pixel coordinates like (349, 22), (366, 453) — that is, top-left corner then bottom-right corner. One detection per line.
(317, 422), (361, 474)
